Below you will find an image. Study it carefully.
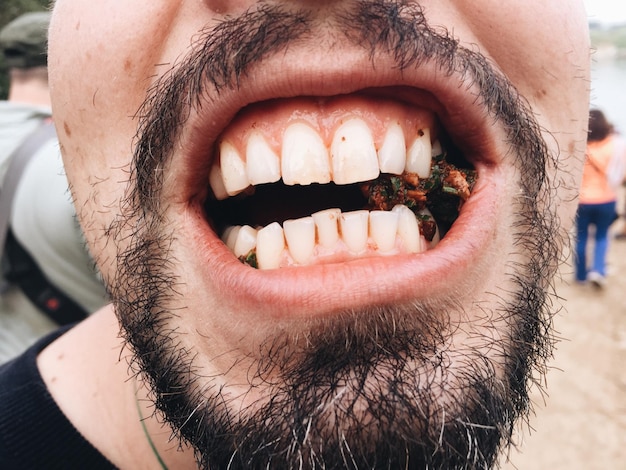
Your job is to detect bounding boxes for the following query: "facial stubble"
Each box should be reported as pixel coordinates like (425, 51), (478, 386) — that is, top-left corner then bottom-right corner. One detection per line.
(109, 2), (561, 469)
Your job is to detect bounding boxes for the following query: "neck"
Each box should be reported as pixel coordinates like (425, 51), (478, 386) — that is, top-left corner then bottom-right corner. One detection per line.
(37, 307), (197, 469)
(7, 67), (51, 107)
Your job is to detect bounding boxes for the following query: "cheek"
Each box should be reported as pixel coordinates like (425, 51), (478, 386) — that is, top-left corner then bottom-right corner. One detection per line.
(453, 0), (590, 226)
(48, 0), (183, 278)
(452, 1), (590, 115)
(48, 2), (186, 191)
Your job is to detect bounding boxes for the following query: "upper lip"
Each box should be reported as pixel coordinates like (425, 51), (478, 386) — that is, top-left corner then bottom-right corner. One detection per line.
(172, 43), (508, 319)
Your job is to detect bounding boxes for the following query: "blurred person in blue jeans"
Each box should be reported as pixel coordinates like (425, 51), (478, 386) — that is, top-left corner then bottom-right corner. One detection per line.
(575, 109), (626, 287)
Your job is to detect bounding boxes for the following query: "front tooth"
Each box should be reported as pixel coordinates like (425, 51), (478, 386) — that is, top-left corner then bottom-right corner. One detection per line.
(233, 225), (258, 258)
(378, 122), (406, 175)
(369, 211), (399, 253)
(282, 123), (331, 185)
(283, 217), (316, 265)
(222, 226), (240, 251)
(256, 222), (285, 269)
(209, 164), (229, 200)
(246, 131), (281, 185)
(340, 210), (369, 254)
(220, 141), (250, 196)
(406, 128), (432, 178)
(392, 205), (423, 253)
(312, 208), (340, 248)
(331, 118), (380, 185)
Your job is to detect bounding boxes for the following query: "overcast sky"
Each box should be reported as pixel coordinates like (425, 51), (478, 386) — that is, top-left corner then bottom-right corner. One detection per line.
(584, 0), (626, 24)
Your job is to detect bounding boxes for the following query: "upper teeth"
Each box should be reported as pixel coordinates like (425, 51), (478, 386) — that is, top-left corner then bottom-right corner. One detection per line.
(209, 118), (436, 199)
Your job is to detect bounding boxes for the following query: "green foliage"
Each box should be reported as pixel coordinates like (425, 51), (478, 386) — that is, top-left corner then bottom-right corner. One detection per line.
(0, 0), (51, 99)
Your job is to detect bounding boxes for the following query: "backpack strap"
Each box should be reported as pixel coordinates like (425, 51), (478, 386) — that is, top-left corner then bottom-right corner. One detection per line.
(4, 229), (88, 325)
(0, 121), (56, 259)
(0, 121), (88, 325)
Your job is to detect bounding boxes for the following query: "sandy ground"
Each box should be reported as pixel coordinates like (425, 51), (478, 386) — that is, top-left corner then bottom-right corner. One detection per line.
(499, 218), (626, 469)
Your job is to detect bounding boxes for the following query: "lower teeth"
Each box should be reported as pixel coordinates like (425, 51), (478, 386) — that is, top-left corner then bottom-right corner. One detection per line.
(224, 206), (433, 270)
(222, 154), (476, 269)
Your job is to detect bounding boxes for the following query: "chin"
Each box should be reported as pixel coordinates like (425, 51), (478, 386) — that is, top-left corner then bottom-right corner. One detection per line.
(113, 211), (554, 469)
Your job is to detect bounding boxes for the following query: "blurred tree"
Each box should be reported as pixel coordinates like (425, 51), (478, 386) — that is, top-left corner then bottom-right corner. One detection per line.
(0, 0), (51, 99)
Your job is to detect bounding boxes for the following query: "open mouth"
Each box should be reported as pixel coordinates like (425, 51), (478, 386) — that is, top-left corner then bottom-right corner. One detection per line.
(203, 94), (476, 270)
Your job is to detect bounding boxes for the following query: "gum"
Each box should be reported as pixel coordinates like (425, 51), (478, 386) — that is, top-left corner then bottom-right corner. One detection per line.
(217, 94), (438, 159)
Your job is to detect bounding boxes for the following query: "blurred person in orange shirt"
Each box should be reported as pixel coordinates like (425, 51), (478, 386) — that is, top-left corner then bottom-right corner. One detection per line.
(575, 109), (626, 287)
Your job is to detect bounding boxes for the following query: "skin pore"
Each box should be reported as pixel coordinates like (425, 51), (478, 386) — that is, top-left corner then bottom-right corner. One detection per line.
(43, 1), (590, 469)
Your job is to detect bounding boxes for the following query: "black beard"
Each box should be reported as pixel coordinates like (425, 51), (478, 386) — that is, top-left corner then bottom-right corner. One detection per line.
(108, 1), (563, 468)
(177, 306), (524, 469)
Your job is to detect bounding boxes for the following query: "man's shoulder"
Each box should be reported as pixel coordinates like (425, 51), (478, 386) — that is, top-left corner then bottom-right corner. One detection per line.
(0, 101), (51, 123)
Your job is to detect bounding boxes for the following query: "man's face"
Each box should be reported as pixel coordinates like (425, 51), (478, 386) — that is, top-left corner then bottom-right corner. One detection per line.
(49, 1), (589, 468)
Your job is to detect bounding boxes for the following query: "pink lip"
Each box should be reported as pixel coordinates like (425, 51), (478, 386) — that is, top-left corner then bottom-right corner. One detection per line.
(172, 52), (509, 319)
(190, 171), (501, 318)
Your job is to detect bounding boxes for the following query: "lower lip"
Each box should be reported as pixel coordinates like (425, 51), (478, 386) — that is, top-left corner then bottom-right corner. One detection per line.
(186, 168), (502, 320)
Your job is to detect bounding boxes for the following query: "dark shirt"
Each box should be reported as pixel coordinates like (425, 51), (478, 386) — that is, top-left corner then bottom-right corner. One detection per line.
(0, 326), (116, 469)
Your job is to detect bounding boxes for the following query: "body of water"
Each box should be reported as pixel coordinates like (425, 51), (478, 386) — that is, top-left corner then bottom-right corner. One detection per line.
(591, 59), (626, 133)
